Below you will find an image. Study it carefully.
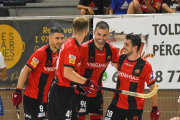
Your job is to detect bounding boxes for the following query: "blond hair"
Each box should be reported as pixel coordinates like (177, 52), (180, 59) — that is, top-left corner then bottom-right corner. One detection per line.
(73, 16), (89, 35)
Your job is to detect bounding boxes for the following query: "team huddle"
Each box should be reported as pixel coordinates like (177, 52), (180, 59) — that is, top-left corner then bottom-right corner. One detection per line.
(10, 16), (161, 120)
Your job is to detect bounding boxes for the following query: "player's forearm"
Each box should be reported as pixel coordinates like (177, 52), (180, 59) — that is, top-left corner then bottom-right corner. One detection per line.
(0, 68), (7, 79)
(17, 66), (30, 89)
(77, 4), (89, 10)
(150, 84), (158, 106)
(109, 9), (114, 15)
(64, 67), (86, 84)
(106, 5), (111, 14)
(144, 1), (156, 13)
(162, 4), (176, 13)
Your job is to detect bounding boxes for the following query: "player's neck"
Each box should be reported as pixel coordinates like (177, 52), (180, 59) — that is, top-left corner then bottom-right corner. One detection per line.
(127, 53), (140, 61)
(72, 34), (84, 45)
(94, 40), (104, 51)
(49, 44), (57, 54)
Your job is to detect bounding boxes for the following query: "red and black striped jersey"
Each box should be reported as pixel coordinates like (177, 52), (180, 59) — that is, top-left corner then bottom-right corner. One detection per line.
(79, 39), (118, 97)
(56, 37), (81, 87)
(25, 44), (58, 103)
(139, 0), (162, 13)
(112, 54), (155, 110)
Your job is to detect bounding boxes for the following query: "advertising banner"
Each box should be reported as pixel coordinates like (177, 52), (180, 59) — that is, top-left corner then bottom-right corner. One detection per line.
(94, 15), (180, 89)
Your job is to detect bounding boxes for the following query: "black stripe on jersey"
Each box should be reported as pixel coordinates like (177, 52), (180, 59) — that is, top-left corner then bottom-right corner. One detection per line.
(128, 57), (146, 109)
(37, 47), (52, 99)
(128, 82), (138, 109)
(112, 77), (121, 105)
(98, 69), (106, 86)
(83, 68), (93, 78)
(105, 42), (112, 62)
(26, 64), (35, 70)
(38, 73), (49, 99)
(132, 57), (146, 77)
(45, 47), (52, 67)
(117, 54), (127, 71)
(88, 41), (95, 63)
(64, 65), (75, 69)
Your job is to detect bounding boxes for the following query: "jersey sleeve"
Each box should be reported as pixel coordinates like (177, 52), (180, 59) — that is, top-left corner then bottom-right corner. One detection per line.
(26, 51), (43, 70)
(111, 0), (116, 9)
(152, 0), (162, 13)
(63, 47), (79, 69)
(78, 0), (86, 5)
(0, 52), (6, 69)
(111, 46), (118, 63)
(144, 63), (155, 87)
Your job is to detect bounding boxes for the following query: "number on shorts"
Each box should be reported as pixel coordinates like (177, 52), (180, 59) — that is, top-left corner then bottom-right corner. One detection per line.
(107, 110), (113, 117)
(80, 100), (86, 108)
(39, 105), (44, 112)
(66, 110), (72, 118)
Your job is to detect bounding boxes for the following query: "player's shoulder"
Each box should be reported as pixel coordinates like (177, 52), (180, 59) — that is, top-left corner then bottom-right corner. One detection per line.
(34, 44), (49, 55)
(140, 57), (152, 67)
(106, 41), (117, 50)
(81, 39), (93, 47)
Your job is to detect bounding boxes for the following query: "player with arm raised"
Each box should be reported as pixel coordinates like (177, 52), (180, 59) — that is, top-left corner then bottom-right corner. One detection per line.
(105, 34), (161, 120)
(11, 26), (65, 120)
(47, 16), (100, 120)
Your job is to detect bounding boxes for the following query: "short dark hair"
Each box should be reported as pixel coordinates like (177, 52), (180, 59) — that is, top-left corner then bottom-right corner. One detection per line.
(49, 26), (64, 36)
(126, 34), (142, 52)
(95, 21), (109, 31)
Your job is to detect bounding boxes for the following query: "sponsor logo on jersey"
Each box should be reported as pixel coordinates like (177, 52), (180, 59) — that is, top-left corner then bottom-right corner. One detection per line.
(79, 108), (86, 113)
(149, 72), (154, 82)
(38, 112), (45, 118)
(118, 71), (139, 81)
(124, 63), (133, 67)
(69, 54), (76, 64)
(44, 67), (56, 71)
(96, 53), (105, 56)
(87, 62), (109, 68)
(155, 2), (161, 9)
(30, 57), (39, 67)
(89, 56), (95, 62)
(105, 117), (111, 120)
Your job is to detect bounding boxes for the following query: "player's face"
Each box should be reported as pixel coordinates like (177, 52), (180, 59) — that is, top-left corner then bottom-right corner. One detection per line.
(49, 32), (64, 50)
(94, 27), (109, 45)
(123, 39), (133, 56)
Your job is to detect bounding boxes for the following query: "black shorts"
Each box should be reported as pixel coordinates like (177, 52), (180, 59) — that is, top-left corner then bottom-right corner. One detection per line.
(105, 104), (143, 120)
(23, 95), (47, 120)
(77, 93), (103, 116)
(47, 84), (78, 120)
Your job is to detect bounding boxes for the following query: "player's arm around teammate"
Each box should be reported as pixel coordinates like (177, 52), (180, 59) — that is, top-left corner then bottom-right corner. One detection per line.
(11, 26), (65, 120)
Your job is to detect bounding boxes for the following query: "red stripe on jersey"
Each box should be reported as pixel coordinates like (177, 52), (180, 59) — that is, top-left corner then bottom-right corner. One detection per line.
(79, 40), (118, 97)
(114, 54), (155, 109)
(25, 45), (58, 103)
(56, 37), (81, 87)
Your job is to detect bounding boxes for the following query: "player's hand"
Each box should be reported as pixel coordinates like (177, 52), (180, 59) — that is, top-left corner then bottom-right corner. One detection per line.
(83, 79), (100, 91)
(11, 88), (22, 106)
(88, 7), (95, 15)
(75, 85), (90, 96)
(150, 106), (161, 120)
